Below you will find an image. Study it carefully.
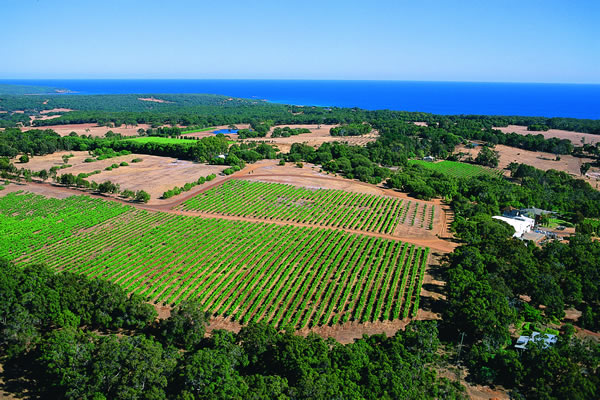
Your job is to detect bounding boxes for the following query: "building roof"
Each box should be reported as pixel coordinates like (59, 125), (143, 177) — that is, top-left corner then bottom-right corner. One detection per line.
(522, 231), (546, 242)
(521, 207), (553, 217)
(492, 215), (535, 238)
(515, 332), (558, 350)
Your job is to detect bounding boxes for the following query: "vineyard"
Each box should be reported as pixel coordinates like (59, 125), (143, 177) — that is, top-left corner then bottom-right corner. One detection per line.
(178, 179), (434, 232)
(409, 160), (503, 179)
(3, 192), (431, 329)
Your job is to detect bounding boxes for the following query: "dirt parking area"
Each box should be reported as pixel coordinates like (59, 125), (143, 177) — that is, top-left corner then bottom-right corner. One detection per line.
(495, 125), (600, 146)
(18, 151), (225, 204)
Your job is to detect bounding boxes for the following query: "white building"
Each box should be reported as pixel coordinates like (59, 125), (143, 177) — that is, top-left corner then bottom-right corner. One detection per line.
(492, 215), (535, 238)
(515, 332), (558, 350)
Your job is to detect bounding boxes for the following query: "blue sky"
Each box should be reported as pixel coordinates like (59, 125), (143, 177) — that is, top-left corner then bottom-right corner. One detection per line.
(2, 0), (599, 83)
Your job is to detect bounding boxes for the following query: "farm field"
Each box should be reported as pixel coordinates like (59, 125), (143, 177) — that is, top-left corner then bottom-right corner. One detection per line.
(494, 124), (600, 146)
(15, 151), (226, 204)
(178, 179), (435, 233)
(409, 160), (503, 179)
(24, 122), (153, 137)
(456, 144), (600, 188)
(239, 124), (378, 152)
(2, 192), (430, 329)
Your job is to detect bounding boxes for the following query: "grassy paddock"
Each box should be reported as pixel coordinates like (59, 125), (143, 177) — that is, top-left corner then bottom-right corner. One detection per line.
(180, 127), (215, 134)
(409, 160), (503, 179)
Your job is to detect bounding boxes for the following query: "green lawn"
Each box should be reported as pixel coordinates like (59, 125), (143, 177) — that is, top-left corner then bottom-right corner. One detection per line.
(125, 137), (199, 145)
(180, 127), (215, 134)
(409, 160), (503, 179)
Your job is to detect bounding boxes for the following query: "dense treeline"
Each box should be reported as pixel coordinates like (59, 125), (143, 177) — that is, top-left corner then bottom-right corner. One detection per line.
(330, 122), (371, 136)
(0, 128), (278, 166)
(2, 93), (600, 136)
(0, 260), (466, 399)
(271, 126), (310, 137)
(441, 219), (600, 398)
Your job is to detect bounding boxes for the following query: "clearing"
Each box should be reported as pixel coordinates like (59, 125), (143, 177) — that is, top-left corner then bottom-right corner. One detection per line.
(494, 125), (600, 146)
(26, 122), (152, 137)
(456, 143), (600, 189)
(16, 151), (225, 203)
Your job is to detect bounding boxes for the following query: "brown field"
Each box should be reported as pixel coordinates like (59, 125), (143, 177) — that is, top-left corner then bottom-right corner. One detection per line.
(16, 151), (225, 203)
(241, 124), (378, 152)
(138, 97), (173, 103)
(27, 122), (152, 137)
(456, 144), (600, 188)
(495, 124), (600, 145)
(182, 124), (377, 151)
(40, 107), (74, 114)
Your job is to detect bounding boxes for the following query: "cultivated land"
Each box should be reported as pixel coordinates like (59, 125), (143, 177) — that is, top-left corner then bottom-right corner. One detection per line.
(456, 144), (600, 188)
(178, 179), (435, 234)
(409, 160), (503, 179)
(2, 191), (431, 332)
(495, 124), (600, 146)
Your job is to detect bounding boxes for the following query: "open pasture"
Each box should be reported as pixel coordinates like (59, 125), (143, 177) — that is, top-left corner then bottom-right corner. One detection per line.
(409, 160), (503, 179)
(239, 124), (378, 152)
(178, 179), (435, 233)
(2, 192), (430, 329)
(17, 151), (225, 203)
(26, 122), (152, 137)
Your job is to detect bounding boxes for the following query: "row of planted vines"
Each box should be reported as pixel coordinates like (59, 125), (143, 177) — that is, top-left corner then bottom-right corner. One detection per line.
(178, 179), (409, 234)
(4, 192), (430, 328)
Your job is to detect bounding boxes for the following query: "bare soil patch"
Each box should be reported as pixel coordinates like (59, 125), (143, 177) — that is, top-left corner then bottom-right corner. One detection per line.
(138, 97), (173, 104)
(239, 124), (378, 152)
(40, 108), (74, 114)
(456, 144), (600, 189)
(495, 125), (600, 146)
(17, 151), (225, 204)
(28, 122), (152, 137)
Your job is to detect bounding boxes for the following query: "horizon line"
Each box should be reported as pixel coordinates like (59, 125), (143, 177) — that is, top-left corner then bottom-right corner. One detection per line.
(1, 78), (599, 86)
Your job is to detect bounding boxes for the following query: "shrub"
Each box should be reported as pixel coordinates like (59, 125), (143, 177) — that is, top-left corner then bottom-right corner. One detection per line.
(19, 155), (29, 163)
(120, 162), (129, 167)
(135, 190), (150, 203)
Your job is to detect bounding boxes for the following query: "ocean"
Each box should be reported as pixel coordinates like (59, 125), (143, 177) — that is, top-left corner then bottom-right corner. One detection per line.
(1, 79), (599, 119)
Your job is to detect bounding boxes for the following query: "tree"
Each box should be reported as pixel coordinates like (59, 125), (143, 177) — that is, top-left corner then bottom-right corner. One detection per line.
(135, 190), (150, 203)
(474, 146), (499, 168)
(580, 162), (591, 176)
(160, 300), (209, 350)
(19, 154), (29, 163)
(62, 154), (70, 164)
(38, 169), (48, 181)
(120, 189), (134, 198)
